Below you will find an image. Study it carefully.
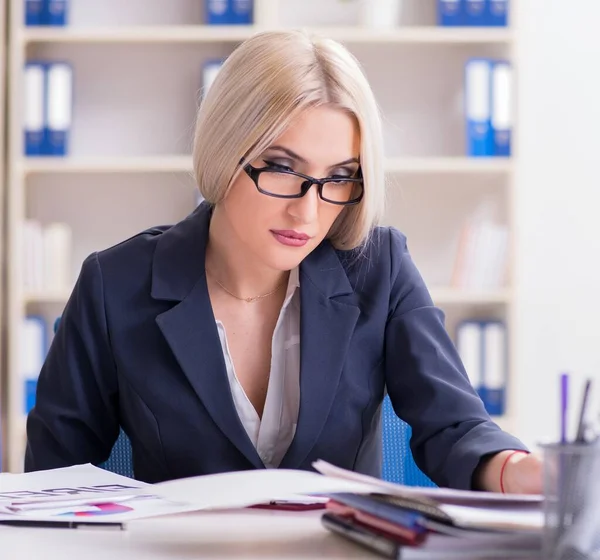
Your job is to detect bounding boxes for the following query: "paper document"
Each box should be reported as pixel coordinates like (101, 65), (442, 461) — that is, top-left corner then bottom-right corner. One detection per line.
(400, 532), (542, 559)
(146, 468), (379, 510)
(312, 460), (542, 505)
(0, 464), (196, 524)
(440, 504), (544, 532)
(0, 464), (147, 507)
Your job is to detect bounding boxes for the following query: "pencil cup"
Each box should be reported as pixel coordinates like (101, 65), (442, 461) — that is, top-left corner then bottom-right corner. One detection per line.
(540, 442), (600, 560)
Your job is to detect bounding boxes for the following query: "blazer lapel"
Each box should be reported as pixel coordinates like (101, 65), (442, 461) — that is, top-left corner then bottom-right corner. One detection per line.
(152, 203), (263, 469)
(279, 243), (360, 469)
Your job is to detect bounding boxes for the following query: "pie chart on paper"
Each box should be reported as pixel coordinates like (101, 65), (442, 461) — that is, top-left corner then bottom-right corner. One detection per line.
(60, 502), (134, 517)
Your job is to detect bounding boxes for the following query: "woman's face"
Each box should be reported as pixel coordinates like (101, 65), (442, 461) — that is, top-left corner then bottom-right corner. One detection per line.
(220, 105), (361, 272)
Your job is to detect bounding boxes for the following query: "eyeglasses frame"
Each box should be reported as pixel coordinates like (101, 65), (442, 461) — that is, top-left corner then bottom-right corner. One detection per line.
(242, 162), (364, 206)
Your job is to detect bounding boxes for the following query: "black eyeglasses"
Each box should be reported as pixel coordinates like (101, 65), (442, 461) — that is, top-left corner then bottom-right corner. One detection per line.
(242, 162), (364, 206)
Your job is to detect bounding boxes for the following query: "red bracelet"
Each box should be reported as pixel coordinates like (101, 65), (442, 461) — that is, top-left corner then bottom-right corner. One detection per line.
(500, 450), (528, 494)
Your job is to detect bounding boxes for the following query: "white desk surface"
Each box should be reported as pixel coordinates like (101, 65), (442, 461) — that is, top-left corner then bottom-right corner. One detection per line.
(1, 508), (378, 559)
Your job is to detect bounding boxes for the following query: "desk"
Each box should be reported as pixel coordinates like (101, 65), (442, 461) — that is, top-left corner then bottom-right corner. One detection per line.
(1, 508), (543, 559)
(1, 509), (378, 559)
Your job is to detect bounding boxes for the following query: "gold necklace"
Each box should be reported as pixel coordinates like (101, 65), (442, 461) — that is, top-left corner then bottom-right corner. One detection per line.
(207, 270), (286, 303)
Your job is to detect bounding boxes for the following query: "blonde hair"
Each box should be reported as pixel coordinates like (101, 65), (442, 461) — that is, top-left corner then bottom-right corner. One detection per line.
(193, 29), (386, 249)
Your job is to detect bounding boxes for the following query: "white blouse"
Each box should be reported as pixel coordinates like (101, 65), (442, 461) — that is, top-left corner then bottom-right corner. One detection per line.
(214, 267), (301, 468)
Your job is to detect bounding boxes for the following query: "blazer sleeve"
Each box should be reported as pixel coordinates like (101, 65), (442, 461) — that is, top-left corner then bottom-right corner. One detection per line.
(383, 228), (528, 490)
(25, 252), (120, 472)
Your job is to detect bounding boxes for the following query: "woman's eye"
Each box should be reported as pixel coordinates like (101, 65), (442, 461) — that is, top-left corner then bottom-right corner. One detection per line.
(264, 160), (293, 172)
(330, 172), (352, 180)
(330, 168), (357, 179)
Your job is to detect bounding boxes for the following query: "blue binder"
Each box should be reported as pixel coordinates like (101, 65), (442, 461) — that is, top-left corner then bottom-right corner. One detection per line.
(437, 0), (463, 26)
(206, 0), (230, 24)
(206, 0), (253, 25)
(464, 58), (494, 157)
(491, 60), (512, 156)
(480, 321), (508, 416)
(231, 0), (253, 24)
(464, 0), (486, 26)
(44, 62), (73, 156)
(487, 0), (508, 26)
(22, 316), (47, 415)
(25, 0), (44, 25)
(45, 0), (69, 26)
(456, 320), (507, 416)
(456, 320), (483, 398)
(24, 62), (46, 156)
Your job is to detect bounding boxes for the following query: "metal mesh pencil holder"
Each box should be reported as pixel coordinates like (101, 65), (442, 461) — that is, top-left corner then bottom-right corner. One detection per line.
(540, 442), (600, 560)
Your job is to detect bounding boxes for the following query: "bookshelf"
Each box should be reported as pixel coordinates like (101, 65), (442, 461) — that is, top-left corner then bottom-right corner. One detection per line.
(4, 0), (517, 472)
(20, 25), (513, 45)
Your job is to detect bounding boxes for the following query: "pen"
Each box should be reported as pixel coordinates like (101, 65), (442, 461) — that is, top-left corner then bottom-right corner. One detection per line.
(251, 501), (327, 511)
(560, 372), (569, 443)
(557, 372), (570, 538)
(0, 519), (125, 530)
(575, 379), (592, 443)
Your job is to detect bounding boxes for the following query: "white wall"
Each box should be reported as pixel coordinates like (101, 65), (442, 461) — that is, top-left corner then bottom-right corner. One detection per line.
(514, 0), (600, 449)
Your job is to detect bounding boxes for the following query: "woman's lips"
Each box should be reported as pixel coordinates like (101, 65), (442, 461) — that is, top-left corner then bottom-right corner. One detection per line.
(270, 229), (310, 247)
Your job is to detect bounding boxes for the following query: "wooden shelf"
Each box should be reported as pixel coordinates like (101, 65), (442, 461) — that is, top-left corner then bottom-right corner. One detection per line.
(430, 288), (512, 305)
(24, 290), (72, 304)
(20, 25), (513, 45)
(22, 155), (194, 175)
(385, 157), (513, 175)
(21, 156), (512, 176)
(21, 25), (259, 44)
(317, 26), (513, 45)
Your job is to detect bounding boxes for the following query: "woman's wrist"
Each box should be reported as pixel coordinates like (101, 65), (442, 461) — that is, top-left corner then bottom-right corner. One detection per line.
(474, 449), (530, 493)
(499, 450), (529, 493)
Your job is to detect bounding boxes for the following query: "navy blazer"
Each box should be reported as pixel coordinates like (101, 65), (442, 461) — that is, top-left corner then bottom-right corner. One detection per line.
(25, 202), (527, 488)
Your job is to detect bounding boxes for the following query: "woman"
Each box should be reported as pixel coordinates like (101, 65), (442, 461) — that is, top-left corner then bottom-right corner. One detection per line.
(25, 30), (541, 493)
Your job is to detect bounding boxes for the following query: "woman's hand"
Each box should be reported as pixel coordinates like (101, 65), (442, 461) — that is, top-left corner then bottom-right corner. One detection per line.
(475, 450), (543, 494)
(501, 451), (543, 494)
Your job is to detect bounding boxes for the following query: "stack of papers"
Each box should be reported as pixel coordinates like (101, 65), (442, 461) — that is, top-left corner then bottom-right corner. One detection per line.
(312, 460), (544, 533)
(308, 461), (544, 558)
(0, 460), (543, 536)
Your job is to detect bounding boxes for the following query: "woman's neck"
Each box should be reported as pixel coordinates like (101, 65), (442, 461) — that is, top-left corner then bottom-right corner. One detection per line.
(205, 205), (289, 300)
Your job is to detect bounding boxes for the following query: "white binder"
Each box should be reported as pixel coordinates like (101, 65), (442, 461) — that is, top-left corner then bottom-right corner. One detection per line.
(45, 62), (73, 156)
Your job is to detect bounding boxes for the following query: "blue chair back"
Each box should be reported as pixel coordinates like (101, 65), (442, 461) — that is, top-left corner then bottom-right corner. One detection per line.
(100, 430), (134, 478)
(381, 395), (436, 487)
